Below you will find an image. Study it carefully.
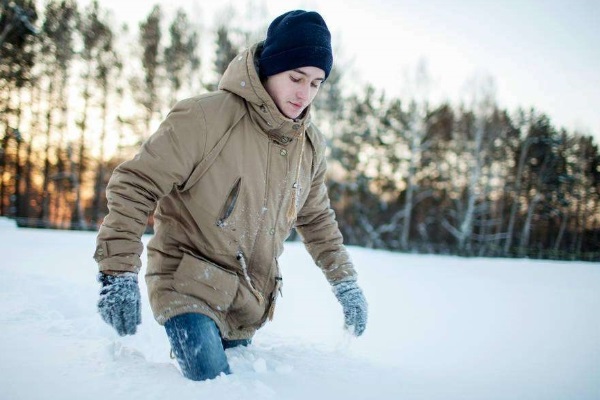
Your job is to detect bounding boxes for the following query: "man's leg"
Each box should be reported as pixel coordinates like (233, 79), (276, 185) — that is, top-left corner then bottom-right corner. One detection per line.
(165, 313), (231, 381)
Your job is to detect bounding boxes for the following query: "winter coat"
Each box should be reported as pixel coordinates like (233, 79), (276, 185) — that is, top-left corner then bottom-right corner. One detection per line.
(94, 43), (356, 340)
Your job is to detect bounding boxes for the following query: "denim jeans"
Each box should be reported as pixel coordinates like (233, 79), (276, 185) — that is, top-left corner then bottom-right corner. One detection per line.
(165, 313), (251, 381)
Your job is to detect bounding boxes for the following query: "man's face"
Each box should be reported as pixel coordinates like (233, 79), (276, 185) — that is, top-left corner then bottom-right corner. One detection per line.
(264, 66), (325, 120)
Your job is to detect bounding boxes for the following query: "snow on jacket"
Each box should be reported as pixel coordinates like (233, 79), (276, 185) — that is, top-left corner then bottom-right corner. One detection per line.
(94, 43), (356, 340)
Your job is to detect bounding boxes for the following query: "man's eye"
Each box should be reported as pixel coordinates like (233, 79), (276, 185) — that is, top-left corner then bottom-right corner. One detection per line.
(290, 76), (301, 83)
(311, 82), (321, 88)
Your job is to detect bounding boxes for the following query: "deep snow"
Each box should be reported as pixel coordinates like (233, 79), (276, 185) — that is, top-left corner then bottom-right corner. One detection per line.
(0, 217), (598, 400)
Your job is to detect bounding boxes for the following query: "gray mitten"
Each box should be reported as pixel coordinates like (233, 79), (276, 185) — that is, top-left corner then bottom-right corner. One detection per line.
(332, 280), (368, 336)
(97, 272), (141, 336)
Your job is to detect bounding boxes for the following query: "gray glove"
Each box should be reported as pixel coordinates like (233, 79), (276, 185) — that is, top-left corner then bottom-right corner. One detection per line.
(97, 272), (141, 336)
(332, 280), (368, 336)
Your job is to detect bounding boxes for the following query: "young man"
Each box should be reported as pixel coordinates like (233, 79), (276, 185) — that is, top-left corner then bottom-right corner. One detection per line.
(95, 10), (367, 381)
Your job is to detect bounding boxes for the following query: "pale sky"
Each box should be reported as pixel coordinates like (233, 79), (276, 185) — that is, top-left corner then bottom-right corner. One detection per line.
(78, 0), (600, 142)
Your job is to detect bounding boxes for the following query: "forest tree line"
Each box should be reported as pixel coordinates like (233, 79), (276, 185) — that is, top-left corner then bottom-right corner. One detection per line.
(1, 0), (599, 261)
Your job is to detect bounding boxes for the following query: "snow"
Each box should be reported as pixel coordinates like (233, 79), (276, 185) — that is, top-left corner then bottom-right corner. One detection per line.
(0, 217), (598, 400)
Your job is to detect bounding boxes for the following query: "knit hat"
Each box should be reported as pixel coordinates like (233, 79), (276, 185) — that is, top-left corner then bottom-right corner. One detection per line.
(258, 10), (333, 80)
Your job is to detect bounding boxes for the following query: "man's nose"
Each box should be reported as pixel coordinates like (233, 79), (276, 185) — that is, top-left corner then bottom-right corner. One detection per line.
(296, 84), (309, 100)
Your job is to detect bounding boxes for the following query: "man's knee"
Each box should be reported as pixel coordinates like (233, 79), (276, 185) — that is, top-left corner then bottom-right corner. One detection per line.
(165, 313), (232, 381)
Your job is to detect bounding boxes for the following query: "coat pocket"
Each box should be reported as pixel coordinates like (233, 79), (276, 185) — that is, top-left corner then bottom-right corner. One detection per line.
(173, 252), (239, 312)
(216, 177), (242, 227)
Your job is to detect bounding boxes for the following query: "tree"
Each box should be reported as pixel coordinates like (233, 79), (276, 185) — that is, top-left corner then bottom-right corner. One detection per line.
(37, 0), (78, 228)
(517, 113), (560, 255)
(71, 0), (110, 230)
(0, 0), (37, 53)
(477, 109), (518, 256)
(90, 9), (118, 228)
(414, 104), (454, 252)
(212, 6), (264, 88)
(0, 0), (38, 217)
(164, 8), (200, 105)
(448, 76), (498, 254)
(313, 65), (345, 120)
(213, 24), (240, 87)
(569, 135), (599, 256)
(397, 101), (429, 250)
(139, 5), (163, 134)
(329, 85), (389, 247)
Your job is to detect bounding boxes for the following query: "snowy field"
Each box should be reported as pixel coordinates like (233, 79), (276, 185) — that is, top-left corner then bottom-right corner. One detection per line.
(0, 217), (598, 400)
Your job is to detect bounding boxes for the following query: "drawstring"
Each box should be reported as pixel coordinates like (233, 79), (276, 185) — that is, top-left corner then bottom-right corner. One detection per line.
(287, 128), (306, 224)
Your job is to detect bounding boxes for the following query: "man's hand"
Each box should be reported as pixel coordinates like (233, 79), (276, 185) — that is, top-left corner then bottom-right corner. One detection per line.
(332, 280), (368, 336)
(97, 272), (141, 336)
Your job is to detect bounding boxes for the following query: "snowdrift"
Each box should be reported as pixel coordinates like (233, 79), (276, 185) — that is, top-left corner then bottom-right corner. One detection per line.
(1, 218), (598, 400)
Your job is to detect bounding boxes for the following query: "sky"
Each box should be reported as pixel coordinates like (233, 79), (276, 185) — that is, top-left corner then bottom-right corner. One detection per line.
(76, 0), (600, 141)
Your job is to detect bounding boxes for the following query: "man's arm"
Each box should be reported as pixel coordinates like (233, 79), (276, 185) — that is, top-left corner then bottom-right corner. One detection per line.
(93, 98), (208, 337)
(294, 153), (356, 283)
(295, 152), (368, 336)
(94, 98), (208, 272)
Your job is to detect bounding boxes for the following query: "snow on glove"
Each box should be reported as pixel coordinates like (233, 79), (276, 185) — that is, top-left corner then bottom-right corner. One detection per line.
(332, 280), (368, 336)
(97, 272), (141, 336)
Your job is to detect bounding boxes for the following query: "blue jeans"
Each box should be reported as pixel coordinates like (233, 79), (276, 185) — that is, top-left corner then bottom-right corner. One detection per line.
(165, 313), (251, 381)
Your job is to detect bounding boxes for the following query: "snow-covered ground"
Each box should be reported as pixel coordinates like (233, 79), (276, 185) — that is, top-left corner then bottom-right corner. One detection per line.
(0, 217), (598, 400)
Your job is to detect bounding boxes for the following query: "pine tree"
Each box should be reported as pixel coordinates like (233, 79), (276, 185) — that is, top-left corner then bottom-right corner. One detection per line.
(164, 8), (200, 105)
(213, 24), (239, 87)
(0, 0), (38, 217)
(70, 0), (110, 230)
(37, 0), (78, 228)
(139, 5), (163, 135)
(90, 10), (117, 228)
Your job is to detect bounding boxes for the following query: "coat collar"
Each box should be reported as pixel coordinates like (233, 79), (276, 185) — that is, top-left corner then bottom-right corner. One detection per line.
(218, 43), (312, 145)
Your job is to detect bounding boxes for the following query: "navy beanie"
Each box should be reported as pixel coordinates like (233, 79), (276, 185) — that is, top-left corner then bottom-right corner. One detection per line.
(258, 10), (333, 80)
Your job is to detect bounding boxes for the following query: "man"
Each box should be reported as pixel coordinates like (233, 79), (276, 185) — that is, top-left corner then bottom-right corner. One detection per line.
(95, 10), (368, 381)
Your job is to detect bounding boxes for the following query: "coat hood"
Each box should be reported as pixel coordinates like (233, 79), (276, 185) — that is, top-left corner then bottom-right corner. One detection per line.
(218, 43), (312, 144)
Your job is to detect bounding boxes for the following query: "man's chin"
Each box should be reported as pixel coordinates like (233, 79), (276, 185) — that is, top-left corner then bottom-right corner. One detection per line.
(276, 104), (305, 120)
(283, 110), (302, 120)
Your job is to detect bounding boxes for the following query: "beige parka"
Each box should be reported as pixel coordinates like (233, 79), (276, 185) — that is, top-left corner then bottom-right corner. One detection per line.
(94, 43), (356, 340)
